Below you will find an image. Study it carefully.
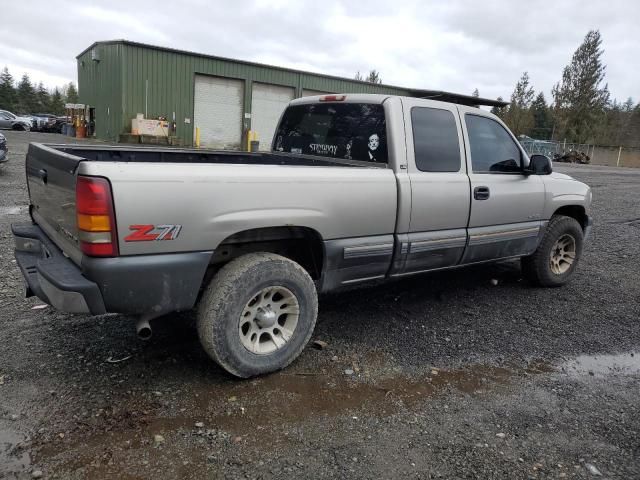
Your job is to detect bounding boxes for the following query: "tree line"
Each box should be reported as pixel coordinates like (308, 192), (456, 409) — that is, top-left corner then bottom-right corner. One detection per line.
(487, 30), (639, 148)
(355, 69), (382, 84)
(359, 31), (638, 148)
(0, 67), (78, 116)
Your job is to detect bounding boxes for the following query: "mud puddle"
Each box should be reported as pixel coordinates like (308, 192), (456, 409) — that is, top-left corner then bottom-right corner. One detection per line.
(561, 352), (640, 377)
(32, 353), (639, 477)
(185, 364), (515, 435)
(34, 361), (542, 477)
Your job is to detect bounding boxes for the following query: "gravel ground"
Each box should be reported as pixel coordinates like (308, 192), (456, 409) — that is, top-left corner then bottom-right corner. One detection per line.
(1, 130), (639, 479)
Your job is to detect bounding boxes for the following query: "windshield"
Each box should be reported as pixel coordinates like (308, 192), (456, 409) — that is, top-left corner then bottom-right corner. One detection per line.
(273, 103), (388, 163)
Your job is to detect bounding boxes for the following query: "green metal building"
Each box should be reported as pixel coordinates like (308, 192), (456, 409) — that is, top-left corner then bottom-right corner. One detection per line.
(77, 40), (501, 148)
(77, 40), (413, 148)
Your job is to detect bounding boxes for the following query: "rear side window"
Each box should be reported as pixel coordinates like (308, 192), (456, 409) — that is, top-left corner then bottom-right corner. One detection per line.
(274, 103), (387, 163)
(465, 115), (522, 173)
(411, 107), (461, 172)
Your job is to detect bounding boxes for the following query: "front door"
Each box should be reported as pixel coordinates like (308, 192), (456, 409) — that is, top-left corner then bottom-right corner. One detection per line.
(459, 107), (545, 263)
(391, 98), (471, 276)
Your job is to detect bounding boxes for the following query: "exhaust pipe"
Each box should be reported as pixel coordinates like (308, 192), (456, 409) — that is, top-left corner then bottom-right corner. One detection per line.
(136, 316), (153, 341)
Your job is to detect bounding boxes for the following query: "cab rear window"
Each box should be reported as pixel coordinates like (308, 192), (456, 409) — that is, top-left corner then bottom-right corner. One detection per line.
(273, 103), (388, 163)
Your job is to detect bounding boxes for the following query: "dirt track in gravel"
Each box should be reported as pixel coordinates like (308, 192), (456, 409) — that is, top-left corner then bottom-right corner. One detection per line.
(1, 130), (639, 479)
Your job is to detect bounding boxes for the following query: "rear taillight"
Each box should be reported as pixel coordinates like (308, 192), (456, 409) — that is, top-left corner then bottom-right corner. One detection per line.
(76, 176), (119, 257)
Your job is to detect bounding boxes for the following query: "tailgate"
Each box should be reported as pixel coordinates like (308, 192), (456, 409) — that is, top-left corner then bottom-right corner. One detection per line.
(26, 143), (83, 265)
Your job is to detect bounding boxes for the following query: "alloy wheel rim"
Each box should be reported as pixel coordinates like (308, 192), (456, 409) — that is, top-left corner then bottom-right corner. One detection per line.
(238, 286), (300, 355)
(549, 234), (576, 274)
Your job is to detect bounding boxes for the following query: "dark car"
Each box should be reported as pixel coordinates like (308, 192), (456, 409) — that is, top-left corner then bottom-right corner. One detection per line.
(52, 116), (70, 133)
(31, 114), (60, 132)
(0, 132), (7, 163)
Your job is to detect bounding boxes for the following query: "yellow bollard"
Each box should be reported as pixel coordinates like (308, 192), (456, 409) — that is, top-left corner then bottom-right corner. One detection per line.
(195, 127), (201, 148)
(246, 130), (254, 151)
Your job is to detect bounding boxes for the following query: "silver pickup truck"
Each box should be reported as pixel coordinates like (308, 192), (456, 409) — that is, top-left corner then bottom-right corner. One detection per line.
(12, 94), (592, 377)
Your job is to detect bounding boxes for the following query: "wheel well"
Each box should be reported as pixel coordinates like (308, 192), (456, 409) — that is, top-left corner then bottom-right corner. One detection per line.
(553, 205), (587, 230)
(207, 226), (324, 281)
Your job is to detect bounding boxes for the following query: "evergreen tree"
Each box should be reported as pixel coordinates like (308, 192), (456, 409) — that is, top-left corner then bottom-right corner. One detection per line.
(366, 70), (381, 84)
(552, 30), (609, 143)
(355, 70), (382, 84)
(623, 103), (640, 147)
(65, 82), (79, 104)
(596, 99), (623, 145)
(36, 82), (50, 113)
(16, 73), (37, 113)
(504, 72), (535, 136)
(531, 92), (552, 139)
(49, 88), (65, 115)
(490, 96), (507, 118)
(0, 67), (17, 112)
(471, 89), (480, 108)
(617, 98), (639, 147)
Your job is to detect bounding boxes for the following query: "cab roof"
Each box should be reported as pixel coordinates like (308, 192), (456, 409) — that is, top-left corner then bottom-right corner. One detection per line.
(292, 92), (508, 108)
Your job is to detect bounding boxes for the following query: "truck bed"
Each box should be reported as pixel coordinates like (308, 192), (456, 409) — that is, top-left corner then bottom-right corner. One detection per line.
(25, 142), (397, 263)
(48, 144), (388, 168)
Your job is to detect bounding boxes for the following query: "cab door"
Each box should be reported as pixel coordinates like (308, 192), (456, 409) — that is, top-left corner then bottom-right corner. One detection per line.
(458, 106), (545, 263)
(391, 98), (470, 276)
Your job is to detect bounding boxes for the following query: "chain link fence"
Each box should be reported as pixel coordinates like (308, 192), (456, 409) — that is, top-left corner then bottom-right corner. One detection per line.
(518, 137), (640, 168)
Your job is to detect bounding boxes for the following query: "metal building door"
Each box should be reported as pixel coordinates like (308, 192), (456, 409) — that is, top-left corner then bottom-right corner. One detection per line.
(251, 83), (295, 151)
(194, 75), (244, 149)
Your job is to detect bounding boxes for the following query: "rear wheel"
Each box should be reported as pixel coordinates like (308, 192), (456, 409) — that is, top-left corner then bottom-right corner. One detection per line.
(522, 215), (584, 287)
(197, 253), (318, 378)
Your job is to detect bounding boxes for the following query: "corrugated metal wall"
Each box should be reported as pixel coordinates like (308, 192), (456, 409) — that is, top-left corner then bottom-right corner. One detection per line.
(77, 44), (123, 141)
(78, 41), (410, 146)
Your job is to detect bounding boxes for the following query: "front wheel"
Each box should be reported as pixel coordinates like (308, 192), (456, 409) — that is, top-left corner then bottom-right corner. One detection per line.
(522, 215), (584, 287)
(197, 253), (318, 378)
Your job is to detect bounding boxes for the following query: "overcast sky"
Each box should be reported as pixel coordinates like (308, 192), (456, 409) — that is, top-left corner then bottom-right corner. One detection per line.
(2, 0), (638, 102)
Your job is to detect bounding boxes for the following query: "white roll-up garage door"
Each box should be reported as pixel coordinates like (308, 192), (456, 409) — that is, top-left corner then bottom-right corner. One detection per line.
(194, 75), (244, 149)
(251, 83), (295, 151)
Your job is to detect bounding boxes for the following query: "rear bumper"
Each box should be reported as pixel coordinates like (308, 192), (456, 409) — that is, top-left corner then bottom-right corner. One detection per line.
(12, 223), (213, 316)
(13, 224), (106, 314)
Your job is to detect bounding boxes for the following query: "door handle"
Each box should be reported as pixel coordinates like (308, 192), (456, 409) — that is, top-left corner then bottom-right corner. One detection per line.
(474, 186), (490, 200)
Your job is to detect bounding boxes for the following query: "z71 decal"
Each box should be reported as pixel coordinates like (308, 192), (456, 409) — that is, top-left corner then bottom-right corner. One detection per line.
(124, 224), (182, 242)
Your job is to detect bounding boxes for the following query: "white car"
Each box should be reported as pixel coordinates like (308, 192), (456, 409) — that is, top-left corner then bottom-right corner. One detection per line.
(0, 110), (33, 131)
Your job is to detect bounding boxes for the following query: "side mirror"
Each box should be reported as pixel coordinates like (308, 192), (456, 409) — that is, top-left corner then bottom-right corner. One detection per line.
(525, 154), (553, 175)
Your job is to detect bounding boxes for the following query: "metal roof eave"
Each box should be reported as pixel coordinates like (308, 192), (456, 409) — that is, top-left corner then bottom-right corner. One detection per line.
(411, 90), (509, 107)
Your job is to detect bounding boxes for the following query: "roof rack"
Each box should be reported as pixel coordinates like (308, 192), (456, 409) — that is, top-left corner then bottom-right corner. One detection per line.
(410, 89), (509, 108)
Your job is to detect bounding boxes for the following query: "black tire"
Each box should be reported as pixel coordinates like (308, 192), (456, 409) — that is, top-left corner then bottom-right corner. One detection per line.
(197, 253), (318, 378)
(12, 124), (26, 131)
(522, 215), (584, 287)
